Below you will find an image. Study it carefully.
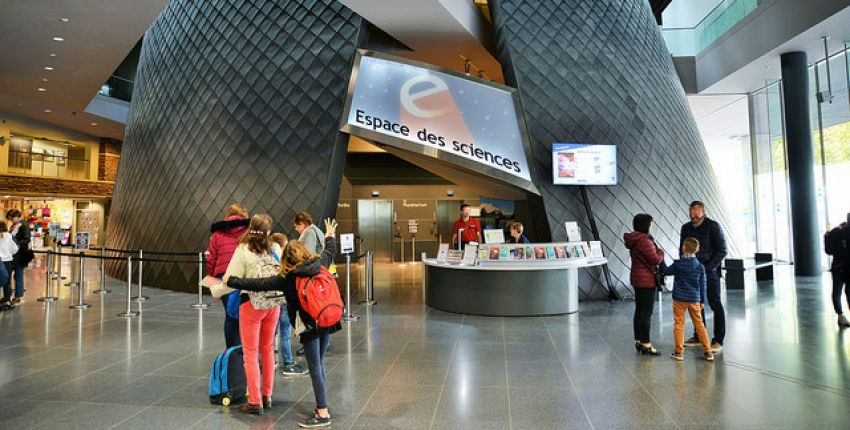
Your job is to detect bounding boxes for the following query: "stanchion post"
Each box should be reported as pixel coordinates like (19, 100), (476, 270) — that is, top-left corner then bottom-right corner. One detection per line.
(359, 250), (376, 305)
(117, 256), (139, 318)
(94, 247), (111, 294)
(343, 253), (359, 321)
(37, 249), (58, 302)
(132, 249), (149, 302)
(191, 252), (209, 309)
(69, 251), (91, 309)
(54, 243), (66, 282)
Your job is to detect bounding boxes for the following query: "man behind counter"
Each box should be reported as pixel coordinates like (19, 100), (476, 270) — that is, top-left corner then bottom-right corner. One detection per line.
(451, 204), (482, 250)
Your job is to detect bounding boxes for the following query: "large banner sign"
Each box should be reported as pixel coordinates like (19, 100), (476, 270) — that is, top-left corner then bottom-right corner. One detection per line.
(340, 51), (538, 194)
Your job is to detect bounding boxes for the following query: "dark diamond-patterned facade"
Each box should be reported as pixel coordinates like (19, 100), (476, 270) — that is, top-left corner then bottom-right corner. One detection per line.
(489, 0), (739, 298)
(105, 0), (363, 291)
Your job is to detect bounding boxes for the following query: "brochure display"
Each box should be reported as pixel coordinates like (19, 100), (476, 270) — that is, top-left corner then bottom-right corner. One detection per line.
(424, 241), (607, 316)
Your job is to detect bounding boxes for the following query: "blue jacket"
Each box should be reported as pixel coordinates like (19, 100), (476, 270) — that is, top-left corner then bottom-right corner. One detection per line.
(662, 257), (706, 303)
(680, 217), (727, 276)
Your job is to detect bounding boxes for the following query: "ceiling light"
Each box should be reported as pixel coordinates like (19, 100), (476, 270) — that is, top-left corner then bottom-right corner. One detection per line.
(37, 88), (46, 92)
(60, 17), (70, 23)
(44, 66), (54, 71)
(49, 53), (57, 57)
(42, 78), (48, 82)
(90, 122), (98, 126)
(44, 109), (52, 113)
(52, 36), (64, 42)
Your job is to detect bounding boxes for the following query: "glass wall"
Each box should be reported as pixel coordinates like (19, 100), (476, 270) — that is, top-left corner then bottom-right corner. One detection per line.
(750, 82), (793, 261)
(662, 0), (762, 57)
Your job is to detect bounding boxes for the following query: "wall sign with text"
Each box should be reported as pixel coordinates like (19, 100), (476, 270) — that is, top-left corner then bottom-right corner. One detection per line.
(340, 51), (539, 194)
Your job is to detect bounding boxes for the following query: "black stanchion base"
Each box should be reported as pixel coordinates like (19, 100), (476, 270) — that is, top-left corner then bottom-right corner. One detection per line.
(69, 303), (92, 310)
(117, 311), (140, 318)
(132, 296), (149, 302)
(37, 296), (59, 302)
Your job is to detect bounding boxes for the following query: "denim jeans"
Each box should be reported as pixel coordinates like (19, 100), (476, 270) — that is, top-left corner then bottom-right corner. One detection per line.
(831, 269), (849, 314)
(0, 262), (10, 301)
(278, 302), (293, 365)
(696, 269), (726, 344)
(10, 264), (24, 298)
(303, 333), (331, 409)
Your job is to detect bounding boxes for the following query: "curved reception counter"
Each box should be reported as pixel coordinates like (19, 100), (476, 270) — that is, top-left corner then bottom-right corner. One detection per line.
(423, 257), (607, 316)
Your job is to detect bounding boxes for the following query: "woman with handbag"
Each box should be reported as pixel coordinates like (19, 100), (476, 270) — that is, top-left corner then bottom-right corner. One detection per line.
(624, 213), (665, 355)
(215, 213), (284, 415)
(5, 210), (32, 304)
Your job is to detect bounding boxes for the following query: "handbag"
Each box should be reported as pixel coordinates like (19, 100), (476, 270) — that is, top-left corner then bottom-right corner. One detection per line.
(20, 248), (35, 266)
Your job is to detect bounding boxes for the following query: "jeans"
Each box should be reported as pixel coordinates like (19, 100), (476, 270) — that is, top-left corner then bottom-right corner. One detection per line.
(239, 302), (280, 405)
(224, 314), (241, 348)
(278, 303), (293, 365)
(0, 262), (10, 301)
(633, 287), (655, 344)
(10, 264), (24, 298)
(673, 301), (711, 353)
(831, 269), (849, 314)
(695, 269), (725, 344)
(303, 333), (331, 409)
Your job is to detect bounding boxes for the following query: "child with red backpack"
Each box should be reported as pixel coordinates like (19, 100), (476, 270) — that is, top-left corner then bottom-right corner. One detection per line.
(227, 218), (343, 428)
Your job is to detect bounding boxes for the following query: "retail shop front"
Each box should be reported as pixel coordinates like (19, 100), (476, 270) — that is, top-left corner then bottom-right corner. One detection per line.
(0, 196), (108, 249)
(339, 51), (613, 316)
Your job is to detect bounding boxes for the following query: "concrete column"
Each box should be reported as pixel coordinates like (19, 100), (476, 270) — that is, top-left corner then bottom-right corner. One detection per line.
(780, 51), (820, 276)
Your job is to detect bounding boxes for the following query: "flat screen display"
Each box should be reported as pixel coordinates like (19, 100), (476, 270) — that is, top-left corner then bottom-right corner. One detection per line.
(552, 143), (617, 185)
(483, 229), (505, 244)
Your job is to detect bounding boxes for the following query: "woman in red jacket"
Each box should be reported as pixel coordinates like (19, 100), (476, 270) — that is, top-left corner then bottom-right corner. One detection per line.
(207, 203), (250, 348)
(624, 213), (664, 355)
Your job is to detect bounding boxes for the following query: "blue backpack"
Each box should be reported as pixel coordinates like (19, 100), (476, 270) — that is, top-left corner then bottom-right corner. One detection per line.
(209, 345), (247, 406)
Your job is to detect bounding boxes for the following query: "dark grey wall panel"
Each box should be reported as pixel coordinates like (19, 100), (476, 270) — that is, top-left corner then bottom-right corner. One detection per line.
(489, 0), (739, 298)
(105, 0), (363, 291)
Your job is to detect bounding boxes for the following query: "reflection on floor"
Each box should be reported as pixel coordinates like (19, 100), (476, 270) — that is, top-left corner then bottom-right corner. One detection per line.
(0, 258), (849, 429)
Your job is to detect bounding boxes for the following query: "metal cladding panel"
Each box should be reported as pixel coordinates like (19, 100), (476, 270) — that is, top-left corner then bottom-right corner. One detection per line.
(489, 0), (739, 298)
(105, 0), (363, 292)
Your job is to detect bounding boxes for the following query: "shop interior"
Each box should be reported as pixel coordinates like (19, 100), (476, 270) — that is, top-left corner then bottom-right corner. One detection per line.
(0, 196), (107, 248)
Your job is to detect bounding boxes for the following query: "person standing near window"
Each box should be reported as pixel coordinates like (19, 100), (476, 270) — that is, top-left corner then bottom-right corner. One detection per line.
(451, 204), (482, 250)
(6, 209), (31, 304)
(680, 201), (728, 353)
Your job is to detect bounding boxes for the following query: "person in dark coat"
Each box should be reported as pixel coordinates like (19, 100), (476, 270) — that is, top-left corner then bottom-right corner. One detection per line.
(680, 201), (727, 352)
(6, 209), (31, 303)
(624, 213), (664, 355)
(228, 219), (341, 428)
(824, 214), (850, 328)
(206, 203), (250, 348)
(508, 221), (531, 244)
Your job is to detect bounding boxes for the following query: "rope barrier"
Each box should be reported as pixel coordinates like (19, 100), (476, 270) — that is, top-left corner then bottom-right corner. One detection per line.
(56, 244), (201, 256)
(33, 250), (197, 263)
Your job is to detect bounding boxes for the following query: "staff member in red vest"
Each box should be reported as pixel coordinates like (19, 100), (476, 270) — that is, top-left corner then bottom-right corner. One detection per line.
(451, 204), (482, 250)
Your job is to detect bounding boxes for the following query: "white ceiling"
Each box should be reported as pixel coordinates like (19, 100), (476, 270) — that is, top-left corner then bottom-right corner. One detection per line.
(688, 94), (750, 140)
(0, 0), (169, 140)
(339, 0), (503, 81)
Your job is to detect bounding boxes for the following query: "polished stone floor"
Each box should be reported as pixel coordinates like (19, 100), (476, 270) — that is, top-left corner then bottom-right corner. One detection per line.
(0, 257), (849, 429)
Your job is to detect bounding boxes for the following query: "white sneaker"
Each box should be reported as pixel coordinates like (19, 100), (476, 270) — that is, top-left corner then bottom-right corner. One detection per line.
(838, 314), (850, 328)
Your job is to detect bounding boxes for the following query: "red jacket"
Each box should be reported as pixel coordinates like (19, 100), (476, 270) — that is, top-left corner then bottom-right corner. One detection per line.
(206, 216), (249, 277)
(624, 231), (664, 288)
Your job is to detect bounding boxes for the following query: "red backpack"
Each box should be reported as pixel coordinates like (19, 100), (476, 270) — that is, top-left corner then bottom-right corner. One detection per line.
(295, 267), (344, 328)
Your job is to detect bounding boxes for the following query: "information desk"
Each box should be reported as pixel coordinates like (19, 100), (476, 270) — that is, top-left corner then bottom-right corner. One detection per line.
(423, 257), (607, 316)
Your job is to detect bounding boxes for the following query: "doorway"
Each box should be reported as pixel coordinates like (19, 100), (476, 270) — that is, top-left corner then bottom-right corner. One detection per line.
(436, 200), (462, 245)
(357, 200), (393, 262)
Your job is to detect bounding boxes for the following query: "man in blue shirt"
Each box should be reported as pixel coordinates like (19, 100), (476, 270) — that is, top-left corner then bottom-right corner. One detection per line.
(681, 201), (727, 352)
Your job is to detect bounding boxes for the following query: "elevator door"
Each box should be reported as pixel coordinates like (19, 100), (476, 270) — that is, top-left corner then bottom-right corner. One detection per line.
(436, 200), (462, 245)
(357, 200), (393, 262)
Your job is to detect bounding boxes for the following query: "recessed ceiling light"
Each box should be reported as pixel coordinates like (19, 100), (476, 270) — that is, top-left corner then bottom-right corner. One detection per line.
(44, 109), (52, 113)
(90, 122), (98, 126)
(42, 78), (48, 82)
(49, 53), (57, 57)
(60, 17), (70, 23)
(44, 66), (54, 71)
(37, 87), (46, 92)
(52, 36), (64, 42)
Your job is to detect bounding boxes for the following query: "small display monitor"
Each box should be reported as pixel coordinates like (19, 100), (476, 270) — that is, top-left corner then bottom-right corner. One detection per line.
(483, 229), (506, 244)
(552, 143), (617, 185)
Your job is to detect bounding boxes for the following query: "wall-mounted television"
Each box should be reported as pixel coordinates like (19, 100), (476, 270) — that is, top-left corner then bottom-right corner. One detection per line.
(552, 143), (617, 186)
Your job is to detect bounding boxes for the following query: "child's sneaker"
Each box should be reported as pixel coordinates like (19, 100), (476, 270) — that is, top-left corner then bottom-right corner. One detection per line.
(670, 352), (684, 361)
(704, 352), (715, 362)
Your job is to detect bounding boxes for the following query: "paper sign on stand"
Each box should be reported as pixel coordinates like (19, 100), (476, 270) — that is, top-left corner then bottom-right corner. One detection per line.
(565, 221), (581, 242)
(436, 243), (449, 263)
(340, 233), (355, 254)
(408, 219), (418, 234)
(589, 241), (604, 258)
(462, 245), (478, 266)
